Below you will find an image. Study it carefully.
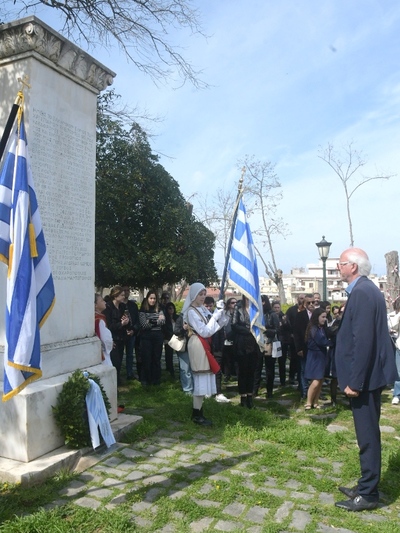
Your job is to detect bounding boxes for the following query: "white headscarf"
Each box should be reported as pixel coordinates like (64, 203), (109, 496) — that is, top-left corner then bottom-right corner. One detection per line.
(182, 282), (206, 321)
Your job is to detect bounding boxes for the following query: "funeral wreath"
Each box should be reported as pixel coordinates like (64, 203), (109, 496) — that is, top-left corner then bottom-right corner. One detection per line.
(53, 369), (111, 449)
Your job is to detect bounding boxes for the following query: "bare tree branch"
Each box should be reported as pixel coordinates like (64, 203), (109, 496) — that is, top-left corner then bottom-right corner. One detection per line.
(195, 188), (237, 257)
(349, 175), (390, 199)
(2, 0), (208, 87)
(318, 142), (395, 246)
(239, 155), (289, 303)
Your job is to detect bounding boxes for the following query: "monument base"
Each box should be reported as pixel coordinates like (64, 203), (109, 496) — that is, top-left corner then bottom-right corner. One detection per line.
(0, 413), (142, 484)
(0, 363), (117, 463)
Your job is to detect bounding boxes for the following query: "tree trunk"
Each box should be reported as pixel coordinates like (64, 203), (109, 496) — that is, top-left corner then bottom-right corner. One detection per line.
(175, 281), (188, 301)
(385, 251), (400, 310)
(277, 278), (286, 304)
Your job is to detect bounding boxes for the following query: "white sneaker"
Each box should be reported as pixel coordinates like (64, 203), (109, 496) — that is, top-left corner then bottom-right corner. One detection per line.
(215, 394), (230, 403)
(392, 396), (399, 405)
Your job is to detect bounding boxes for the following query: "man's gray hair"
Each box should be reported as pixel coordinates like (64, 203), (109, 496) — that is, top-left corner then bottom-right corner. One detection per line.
(347, 249), (372, 276)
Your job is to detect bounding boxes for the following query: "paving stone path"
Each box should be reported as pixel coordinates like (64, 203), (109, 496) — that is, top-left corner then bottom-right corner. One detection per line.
(47, 402), (399, 533)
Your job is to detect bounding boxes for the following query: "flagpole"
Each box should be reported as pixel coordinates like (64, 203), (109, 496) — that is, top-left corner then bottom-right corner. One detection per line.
(218, 168), (245, 300)
(0, 77), (30, 163)
(0, 95), (22, 163)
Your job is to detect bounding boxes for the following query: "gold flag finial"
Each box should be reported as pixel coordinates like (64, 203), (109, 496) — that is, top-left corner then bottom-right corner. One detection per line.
(16, 76), (31, 116)
(17, 75), (31, 91)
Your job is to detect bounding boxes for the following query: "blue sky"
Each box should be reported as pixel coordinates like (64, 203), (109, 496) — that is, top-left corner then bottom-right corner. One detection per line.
(5, 0), (400, 275)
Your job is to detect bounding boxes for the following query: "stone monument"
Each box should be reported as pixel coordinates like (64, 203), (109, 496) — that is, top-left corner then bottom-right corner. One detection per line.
(0, 16), (117, 462)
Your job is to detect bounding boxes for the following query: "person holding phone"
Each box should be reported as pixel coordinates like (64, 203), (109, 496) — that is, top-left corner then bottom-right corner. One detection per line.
(139, 291), (165, 386)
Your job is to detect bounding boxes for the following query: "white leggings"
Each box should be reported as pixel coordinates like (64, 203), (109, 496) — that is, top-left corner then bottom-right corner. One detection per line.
(193, 395), (204, 410)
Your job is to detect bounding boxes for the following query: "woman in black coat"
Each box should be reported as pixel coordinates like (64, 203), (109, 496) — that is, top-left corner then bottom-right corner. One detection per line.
(103, 285), (130, 385)
(139, 291), (165, 386)
(232, 295), (260, 409)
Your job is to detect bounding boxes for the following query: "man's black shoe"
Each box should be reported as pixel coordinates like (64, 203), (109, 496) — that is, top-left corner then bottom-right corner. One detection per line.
(339, 485), (358, 499)
(335, 495), (379, 512)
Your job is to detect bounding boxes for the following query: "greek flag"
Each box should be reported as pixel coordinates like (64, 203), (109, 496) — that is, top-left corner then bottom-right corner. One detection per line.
(229, 198), (265, 346)
(0, 113), (55, 401)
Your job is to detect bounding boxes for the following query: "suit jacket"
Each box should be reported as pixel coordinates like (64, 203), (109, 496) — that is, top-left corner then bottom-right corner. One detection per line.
(293, 309), (310, 355)
(336, 276), (398, 392)
(286, 304), (301, 332)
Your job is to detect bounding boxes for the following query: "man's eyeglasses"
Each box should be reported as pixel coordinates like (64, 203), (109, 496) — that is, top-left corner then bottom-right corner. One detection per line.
(337, 261), (353, 267)
(306, 301), (315, 305)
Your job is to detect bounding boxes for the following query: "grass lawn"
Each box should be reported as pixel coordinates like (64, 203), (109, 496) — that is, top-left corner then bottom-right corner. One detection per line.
(1, 371), (400, 532)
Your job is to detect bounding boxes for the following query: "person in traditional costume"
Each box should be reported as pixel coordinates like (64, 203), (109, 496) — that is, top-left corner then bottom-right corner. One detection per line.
(94, 293), (113, 367)
(182, 283), (228, 425)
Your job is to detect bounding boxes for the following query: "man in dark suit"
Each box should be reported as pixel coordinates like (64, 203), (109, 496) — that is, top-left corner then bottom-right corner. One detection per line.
(286, 293), (305, 384)
(335, 248), (398, 512)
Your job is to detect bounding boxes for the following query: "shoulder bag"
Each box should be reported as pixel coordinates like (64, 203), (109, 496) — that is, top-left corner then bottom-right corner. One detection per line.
(168, 334), (186, 352)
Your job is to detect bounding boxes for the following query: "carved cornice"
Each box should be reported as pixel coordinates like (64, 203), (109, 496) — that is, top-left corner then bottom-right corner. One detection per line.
(0, 16), (115, 91)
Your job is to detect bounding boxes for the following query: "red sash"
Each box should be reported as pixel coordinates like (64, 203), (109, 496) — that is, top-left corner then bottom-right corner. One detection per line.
(197, 335), (220, 374)
(95, 313), (106, 361)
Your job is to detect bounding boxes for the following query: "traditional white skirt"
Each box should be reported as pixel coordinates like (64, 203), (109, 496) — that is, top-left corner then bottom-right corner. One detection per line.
(193, 372), (217, 396)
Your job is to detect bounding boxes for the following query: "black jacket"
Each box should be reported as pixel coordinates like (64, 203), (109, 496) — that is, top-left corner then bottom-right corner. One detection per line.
(232, 303), (258, 355)
(103, 302), (128, 342)
(293, 309), (310, 355)
(124, 300), (141, 335)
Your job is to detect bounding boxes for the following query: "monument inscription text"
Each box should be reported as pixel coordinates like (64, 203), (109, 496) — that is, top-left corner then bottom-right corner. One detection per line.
(29, 107), (96, 281)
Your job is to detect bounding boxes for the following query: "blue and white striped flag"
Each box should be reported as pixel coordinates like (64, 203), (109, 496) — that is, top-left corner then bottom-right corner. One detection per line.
(0, 112), (55, 401)
(229, 198), (265, 347)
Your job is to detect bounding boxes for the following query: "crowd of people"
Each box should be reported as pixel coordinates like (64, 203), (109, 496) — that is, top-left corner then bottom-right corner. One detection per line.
(95, 283), (398, 408)
(93, 281), (399, 419)
(93, 247), (399, 513)
(93, 283), (400, 417)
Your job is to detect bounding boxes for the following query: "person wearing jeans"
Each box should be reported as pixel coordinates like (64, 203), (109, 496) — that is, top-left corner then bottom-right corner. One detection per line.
(178, 351), (194, 394)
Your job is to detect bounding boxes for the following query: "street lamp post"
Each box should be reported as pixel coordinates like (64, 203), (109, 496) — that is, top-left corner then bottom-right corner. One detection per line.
(316, 236), (332, 301)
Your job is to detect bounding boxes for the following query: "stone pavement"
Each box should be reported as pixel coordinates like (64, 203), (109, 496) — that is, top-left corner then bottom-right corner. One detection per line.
(45, 402), (399, 533)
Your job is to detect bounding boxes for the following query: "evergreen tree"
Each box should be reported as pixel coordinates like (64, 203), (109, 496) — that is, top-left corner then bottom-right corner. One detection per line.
(95, 95), (216, 289)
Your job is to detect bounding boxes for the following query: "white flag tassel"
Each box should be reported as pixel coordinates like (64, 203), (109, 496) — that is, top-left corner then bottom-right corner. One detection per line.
(0, 113), (55, 401)
(228, 198), (265, 348)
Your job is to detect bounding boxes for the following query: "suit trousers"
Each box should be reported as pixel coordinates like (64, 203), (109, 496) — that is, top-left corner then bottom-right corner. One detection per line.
(298, 354), (308, 398)
(351, 388), (382, 501)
